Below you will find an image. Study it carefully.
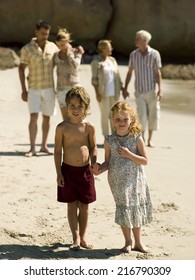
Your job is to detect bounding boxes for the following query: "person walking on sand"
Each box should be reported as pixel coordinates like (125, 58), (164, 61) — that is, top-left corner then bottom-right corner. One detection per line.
(54, 28), (84, 120)
(54, 86), (97, 250)
(123, 30), (162, 147)
(93, 101), (153, 253)
(91, 40), (124, 141)
(18, 19), (59, 157)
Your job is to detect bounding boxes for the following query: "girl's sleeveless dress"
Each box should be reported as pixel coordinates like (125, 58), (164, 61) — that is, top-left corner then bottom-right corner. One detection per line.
(106, 133), (153, 228)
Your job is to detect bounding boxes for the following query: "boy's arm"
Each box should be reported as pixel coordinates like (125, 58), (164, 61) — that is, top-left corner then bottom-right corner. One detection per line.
(54, 124), (64, 187)
(88, 123), (97, 166)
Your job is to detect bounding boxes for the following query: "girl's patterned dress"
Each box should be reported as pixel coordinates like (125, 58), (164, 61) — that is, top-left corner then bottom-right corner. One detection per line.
(106, 133), (153, 228)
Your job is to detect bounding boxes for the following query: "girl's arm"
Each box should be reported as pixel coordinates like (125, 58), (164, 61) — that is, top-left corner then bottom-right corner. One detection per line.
(118, 136), (148, 165)
(93, 139), (110, 175)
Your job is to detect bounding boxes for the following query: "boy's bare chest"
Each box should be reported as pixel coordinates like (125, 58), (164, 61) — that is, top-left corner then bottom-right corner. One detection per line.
(63, 126), (88, 142)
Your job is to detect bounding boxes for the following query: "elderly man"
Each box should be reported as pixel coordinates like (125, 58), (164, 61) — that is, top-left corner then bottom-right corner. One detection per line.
(19, 19), (58, 157)
(124, 30), (162, 147)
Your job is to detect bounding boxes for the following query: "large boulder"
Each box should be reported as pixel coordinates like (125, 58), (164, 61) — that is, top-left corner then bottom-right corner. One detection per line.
(107, 0), (195, 61)
(0, 47), (20, 69)
(0, 0), (194, 62)
(161, 64), (195, 80)
(0, 0), (112, 53)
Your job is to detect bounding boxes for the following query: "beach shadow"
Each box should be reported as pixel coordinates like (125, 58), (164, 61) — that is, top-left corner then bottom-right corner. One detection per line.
(0, 143), (55, 157)
(0, 151), (54, 157)
(97, 144), (104, 149)
(0, 243), (121, 260)
(0, 151), (25, 157)
(15, 143), (54, 148)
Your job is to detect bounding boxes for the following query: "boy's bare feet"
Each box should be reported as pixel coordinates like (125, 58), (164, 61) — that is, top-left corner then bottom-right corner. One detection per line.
(69, 244), (80, 251)
(69, 238), (81, 251)
(80, 240), (93, 249)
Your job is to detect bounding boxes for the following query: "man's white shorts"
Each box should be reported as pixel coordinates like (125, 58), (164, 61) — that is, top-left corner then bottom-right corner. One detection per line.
(28, 88), (55, 116)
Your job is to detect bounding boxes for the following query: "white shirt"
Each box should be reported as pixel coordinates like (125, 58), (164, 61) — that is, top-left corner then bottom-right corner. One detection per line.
(103, 60), (115, 96)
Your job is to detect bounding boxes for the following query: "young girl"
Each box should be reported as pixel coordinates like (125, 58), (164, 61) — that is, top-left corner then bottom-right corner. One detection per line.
(93, 101), (153, 253)
(54, 28), (84, 120)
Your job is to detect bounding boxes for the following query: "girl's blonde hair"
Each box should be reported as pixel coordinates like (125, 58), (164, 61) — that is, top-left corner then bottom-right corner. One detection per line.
(65, 86), (91, 118)
(111, 101), (142, 135)
(55, 27), (72, 42)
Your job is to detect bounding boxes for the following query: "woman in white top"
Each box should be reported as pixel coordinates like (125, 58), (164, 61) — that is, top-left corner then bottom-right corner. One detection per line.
(54, 28), (84, 120)
(91, 40), (124, 139)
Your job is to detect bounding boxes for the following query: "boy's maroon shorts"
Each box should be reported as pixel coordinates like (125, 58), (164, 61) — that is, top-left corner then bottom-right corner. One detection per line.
(57, 162), (96, 204)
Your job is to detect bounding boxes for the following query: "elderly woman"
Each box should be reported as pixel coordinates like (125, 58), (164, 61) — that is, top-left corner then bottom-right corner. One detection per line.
(91, 40), (124, 139)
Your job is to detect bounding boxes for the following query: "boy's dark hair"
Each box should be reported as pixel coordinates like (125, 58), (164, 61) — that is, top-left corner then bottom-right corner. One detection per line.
(36, 19), (51, 30)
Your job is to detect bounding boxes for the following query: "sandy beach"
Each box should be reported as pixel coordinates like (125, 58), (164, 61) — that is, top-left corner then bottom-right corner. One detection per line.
(0, 64), (195, 261)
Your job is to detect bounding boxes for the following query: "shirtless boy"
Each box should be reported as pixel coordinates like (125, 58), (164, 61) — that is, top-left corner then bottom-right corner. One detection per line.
(54, 86), (97, 250)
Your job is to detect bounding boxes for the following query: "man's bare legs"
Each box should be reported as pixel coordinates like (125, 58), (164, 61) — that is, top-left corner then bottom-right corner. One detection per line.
(148, 129), (154, 147)
(132, 227), (149, 253)
(142, 130), (154, 147)
(25, 113), (52, 156)
(25, 113), (38, 156)
(120, 225), (132, 253)
(40, 114), (52, 153)
(67, 201), (92, 250)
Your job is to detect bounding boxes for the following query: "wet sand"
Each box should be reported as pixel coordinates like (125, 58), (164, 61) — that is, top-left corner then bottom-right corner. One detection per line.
(161, 79), (195, 115)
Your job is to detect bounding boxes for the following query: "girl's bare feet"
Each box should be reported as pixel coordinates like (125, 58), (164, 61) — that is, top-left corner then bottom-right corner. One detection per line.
(80, 239), (93, 249)
(133, 243), (149, 253)
(121, 245), (131, 253)
(121, 241), (132, 253)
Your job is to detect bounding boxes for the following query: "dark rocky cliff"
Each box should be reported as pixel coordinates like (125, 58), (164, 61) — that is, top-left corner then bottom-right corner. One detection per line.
(0, 0), (194, 62)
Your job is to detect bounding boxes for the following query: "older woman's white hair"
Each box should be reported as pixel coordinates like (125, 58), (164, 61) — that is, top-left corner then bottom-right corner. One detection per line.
(136, 30), (152, 43)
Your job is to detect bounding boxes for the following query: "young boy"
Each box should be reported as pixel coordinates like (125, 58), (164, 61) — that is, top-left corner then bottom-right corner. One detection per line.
(54, 86), (97, 250)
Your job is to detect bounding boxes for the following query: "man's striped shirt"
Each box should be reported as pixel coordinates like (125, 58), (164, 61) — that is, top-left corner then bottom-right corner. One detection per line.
(128, 46), (162, 93)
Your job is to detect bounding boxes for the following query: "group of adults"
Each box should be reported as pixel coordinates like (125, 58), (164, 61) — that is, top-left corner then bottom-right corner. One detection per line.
(18, 19), (162, 157)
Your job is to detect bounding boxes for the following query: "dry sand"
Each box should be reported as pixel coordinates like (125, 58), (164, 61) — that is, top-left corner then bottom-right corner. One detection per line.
(0, 65), (195, 261)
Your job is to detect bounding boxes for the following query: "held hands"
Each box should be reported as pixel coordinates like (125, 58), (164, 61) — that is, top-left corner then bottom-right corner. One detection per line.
(92, 163), (101, 175)
(156, 89), (163, 101)
(122, 88), (130, 99)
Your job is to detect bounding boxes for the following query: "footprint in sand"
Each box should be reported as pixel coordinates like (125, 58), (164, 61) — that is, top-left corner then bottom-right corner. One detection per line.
(156, 202), (179, 213)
